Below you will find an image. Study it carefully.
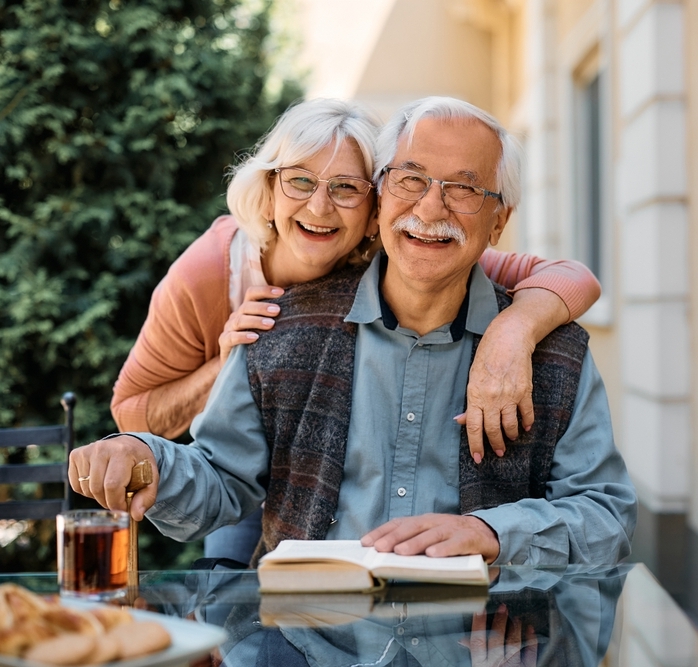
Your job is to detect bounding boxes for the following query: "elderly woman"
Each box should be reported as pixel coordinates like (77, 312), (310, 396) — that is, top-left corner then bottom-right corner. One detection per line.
(110, 98), (600, 565)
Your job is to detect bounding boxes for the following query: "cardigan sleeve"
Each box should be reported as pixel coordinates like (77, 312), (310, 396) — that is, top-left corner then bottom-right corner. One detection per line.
(478, 248), (601, 322)
(110, 217), (237, 432)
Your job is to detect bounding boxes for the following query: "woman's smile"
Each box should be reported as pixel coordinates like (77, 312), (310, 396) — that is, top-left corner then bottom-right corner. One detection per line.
(295, 221), (339, 236)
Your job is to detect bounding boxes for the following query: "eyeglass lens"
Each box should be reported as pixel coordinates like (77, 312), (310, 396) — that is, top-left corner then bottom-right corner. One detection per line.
(386, 168), (487, 214)
(277, 168), (371, 208)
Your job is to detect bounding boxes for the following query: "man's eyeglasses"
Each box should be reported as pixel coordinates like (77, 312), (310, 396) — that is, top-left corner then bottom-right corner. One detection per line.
(274, 167), (373, 208)
(381, 167), (502, 214)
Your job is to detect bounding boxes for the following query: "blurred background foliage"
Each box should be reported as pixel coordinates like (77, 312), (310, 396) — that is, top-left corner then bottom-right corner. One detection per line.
(0, 0), (303, 571)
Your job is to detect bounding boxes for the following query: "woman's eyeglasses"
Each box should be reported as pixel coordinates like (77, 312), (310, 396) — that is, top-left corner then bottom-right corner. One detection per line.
(275, 167), (373, 208)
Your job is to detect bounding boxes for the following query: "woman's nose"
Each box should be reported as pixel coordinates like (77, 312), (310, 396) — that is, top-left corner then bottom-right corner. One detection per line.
(306, 183), (336, 217)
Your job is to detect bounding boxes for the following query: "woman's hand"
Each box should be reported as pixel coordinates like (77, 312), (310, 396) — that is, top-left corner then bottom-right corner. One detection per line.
(457, 312), (536, 462)
(456, 288), (569, 463)
(219, 285), (284, 364)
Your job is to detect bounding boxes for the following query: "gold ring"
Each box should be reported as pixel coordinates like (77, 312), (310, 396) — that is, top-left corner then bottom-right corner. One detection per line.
(78, 475), (90, 482)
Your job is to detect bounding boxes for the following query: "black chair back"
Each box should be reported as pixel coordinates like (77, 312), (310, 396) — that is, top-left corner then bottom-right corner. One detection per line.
(0, 392), (77, 520)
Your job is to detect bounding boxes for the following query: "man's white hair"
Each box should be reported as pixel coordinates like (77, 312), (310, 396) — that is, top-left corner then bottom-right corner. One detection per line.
(373, 96), (523, 210)
(227, 98), (380, 250)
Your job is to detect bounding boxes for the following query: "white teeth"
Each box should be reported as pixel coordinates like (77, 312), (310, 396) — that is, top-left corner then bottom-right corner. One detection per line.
(406, 232), (451, 244)
(298, 221), (337, 235)
(393, 214), (466, 246)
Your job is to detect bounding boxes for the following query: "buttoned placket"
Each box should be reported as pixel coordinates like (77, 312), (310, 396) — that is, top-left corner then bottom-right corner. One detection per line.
(387, 328), (455, 519)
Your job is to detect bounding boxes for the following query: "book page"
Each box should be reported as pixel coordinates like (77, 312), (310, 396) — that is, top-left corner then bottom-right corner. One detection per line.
(258, 560), (376, 593)
(261, 540), (376, 568)
(260, 593), (373, 627)
(369, 551), (488, 583)
(369, 551), (483, 572)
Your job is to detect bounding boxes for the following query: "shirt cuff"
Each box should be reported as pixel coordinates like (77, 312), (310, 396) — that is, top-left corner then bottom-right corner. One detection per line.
(469, 503), (569, 566)
(101, 432), (164, 469)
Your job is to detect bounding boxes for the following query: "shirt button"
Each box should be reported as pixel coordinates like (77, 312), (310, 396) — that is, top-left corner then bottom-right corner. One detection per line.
(397, 627), (405, 636)
(411, 638), (419, 646)
(406, 412), (415, 422)
(397, 487), (407, 497)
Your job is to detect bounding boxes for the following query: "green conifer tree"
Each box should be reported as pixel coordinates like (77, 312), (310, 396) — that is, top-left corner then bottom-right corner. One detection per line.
(0, 0), (301, 570)
(0, 0), (301, 437)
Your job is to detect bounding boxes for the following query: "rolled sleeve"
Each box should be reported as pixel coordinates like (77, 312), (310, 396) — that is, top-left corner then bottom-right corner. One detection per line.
(128, 345), (269, 542)
(471, 349), (637, 565)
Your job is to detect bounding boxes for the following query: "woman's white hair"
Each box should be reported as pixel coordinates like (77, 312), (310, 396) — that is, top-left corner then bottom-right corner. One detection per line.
(374, 96), (523, 209)
(226, 98), (380, 250)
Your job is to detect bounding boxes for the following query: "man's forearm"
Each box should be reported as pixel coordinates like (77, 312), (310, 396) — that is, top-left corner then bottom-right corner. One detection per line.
(142, 349), (271, 542)
(146, 356), (222, 438)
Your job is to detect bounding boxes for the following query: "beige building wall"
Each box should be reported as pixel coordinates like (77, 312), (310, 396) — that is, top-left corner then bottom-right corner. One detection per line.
(297, 0), (508, 119)
(295, 0), (696, 529)
(616, 0), (690, 517)
(688, 0), (698, 526)
(293, 0), (396, 101)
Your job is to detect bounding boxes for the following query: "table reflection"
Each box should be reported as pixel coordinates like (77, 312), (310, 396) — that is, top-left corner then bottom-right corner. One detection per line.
(2, 564), (696, 666)
(136, 565), (627, 666)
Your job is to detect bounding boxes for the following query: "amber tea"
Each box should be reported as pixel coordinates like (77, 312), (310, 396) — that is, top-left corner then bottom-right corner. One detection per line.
(57, 510), (129, 600)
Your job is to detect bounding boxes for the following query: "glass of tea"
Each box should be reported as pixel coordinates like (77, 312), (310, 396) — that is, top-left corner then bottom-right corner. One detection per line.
(57, 509), (129, 601)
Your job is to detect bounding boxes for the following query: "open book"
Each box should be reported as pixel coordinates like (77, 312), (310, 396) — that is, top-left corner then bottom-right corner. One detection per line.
(257, 540), (489, 593)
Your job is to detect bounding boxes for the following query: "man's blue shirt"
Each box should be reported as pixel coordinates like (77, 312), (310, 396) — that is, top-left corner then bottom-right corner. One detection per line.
(139, 253), (636, 565)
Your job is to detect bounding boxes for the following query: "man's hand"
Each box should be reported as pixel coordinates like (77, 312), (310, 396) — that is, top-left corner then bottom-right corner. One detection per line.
(361, 514), (500, 564)
(68, 436), (159, 521)
(461, 605), (538, 667)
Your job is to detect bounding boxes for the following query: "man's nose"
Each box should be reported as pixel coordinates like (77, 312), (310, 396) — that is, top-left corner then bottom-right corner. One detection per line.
(306, 183), (335, 217)
(413, 181), (449, 220)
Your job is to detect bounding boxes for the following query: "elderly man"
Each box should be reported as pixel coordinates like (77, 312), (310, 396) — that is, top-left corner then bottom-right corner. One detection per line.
(70, 96), (636, 566)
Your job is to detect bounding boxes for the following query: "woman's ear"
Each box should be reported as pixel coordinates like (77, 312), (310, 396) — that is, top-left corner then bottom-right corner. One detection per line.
(263, 194), (275, 223)
(263, 173), (277, 221)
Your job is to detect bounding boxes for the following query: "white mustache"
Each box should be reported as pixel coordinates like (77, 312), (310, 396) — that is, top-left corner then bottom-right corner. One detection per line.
(392, 214), (467, 247)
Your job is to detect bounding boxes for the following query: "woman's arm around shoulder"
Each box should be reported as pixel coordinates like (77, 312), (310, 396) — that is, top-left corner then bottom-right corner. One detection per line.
(479, 247), (600, 322)
(462, 248), (601, 462)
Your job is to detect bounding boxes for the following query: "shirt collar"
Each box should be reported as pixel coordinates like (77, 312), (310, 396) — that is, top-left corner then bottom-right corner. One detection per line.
(346, 250), (500, 337)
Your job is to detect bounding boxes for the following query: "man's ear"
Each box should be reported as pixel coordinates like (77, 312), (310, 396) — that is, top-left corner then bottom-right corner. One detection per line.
(488, 206), (513, 246)
(369, 193), (383, 234)
(366, 205), (380, 238)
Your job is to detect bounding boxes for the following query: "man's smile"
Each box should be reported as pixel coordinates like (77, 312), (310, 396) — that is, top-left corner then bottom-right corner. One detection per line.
(392, 213), (467, 247)
(404, 231), (454, 244)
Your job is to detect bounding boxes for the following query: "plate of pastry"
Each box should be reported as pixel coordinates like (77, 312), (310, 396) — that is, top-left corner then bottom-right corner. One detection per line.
(0, 583), (229, 667)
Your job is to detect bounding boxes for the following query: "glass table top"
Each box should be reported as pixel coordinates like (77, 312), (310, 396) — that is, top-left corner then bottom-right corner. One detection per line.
(1, 563), (696, 666)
